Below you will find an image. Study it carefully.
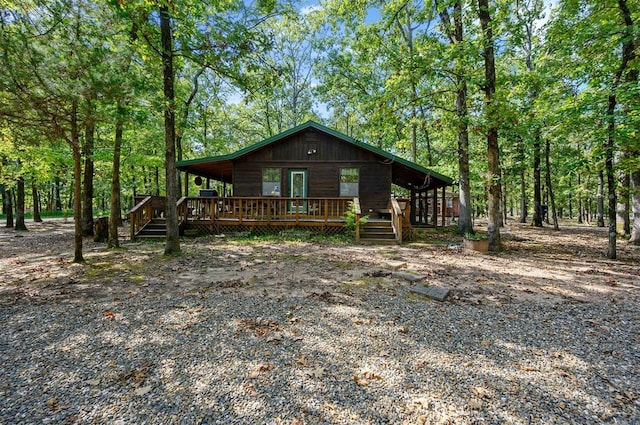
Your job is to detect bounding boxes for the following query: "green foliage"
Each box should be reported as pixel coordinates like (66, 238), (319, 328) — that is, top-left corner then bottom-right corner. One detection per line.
(464, 232), (487, 241)
(343, 201), (368, 234)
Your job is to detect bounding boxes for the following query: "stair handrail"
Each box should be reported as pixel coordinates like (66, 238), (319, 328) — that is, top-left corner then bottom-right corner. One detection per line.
(353, 197), (361, 243)
(390, 197), (403, 244)
(176, 196), (188, 226)
(130, 195), (153, 240)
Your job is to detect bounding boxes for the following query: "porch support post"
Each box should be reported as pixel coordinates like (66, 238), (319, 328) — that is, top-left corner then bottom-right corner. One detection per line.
(184, 172), (189, 197)
(206, 178), (211, 189)
(410, 189), (417, 225)
(441, 186), (446, 227)
(431, 189), (437, 226)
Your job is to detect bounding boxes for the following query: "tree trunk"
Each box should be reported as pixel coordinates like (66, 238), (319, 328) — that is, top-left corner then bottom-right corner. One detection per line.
(478, 0), (501, 251)
(456, 74), (473, 235)
(5, 188), (13, 228)
(606, 94), (617, 259)
(69, 100), (84, 263)
(532, 133), (542, 227)
(82, 95), (95, 236)
(617, 169), (630, 236)
(597, 170), (605, 227)
(630, 170), (640, 244)
(109, 101), (124, 248)
(160, 4), (180, 256)
(545, 138), (559, 230)
(32, 178), (42, 222)
(0, 185), (5, 215)
(15, 177), (27, 231)
(519, 139), (527, 223)
(617, 0), (638, 243)
(440, 1), (473, 235)
(577, 173), (583, 223)
(54, 176), (61, 210)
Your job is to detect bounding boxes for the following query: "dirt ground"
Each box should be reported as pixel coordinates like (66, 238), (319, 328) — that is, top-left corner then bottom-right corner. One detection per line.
(0, 219), (638, 307)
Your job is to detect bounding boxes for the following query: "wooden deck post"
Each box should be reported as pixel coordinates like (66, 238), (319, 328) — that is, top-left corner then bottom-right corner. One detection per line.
(441, 186), (446, 227)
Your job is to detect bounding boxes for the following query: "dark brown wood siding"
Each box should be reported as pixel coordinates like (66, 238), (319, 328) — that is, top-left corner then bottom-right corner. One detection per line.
(232, 128), (391, 212)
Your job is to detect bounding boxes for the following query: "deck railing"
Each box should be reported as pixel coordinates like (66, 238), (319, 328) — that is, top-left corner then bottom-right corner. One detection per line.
(130, 196), (153, 240)
(390, 198), (404, 244)
(176, 196), (353, 224)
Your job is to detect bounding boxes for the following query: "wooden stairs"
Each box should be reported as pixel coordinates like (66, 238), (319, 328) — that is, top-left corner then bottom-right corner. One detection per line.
(359, 220), (398, 244)
(136, 218), (167, 239)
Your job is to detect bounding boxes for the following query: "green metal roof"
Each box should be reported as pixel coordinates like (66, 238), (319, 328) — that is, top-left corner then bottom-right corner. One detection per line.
(177, 120), (453, 188)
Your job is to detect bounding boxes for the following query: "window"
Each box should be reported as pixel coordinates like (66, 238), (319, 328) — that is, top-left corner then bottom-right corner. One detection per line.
(262, 168), (281, 196)
(339, 168), (359, 196)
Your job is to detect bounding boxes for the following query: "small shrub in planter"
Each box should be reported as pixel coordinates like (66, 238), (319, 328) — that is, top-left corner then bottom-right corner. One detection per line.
(463, 232), (489, 253)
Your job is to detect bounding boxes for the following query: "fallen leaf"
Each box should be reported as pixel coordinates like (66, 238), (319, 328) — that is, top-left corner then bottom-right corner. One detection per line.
(134, 385), (152, 396)
(296, 355), (308, 366)
(104, 310), (115, 319)
(520, 366), (538, 372)
(307, 368), (324, 379)
(86, 379), (101, 386)
(266, 332), (283, 342)
(353, 374), (370, 387)
(45, 397), (58, 408)
(398, 326), (409, 334)
(362, 371), (382, 380)
(470, 386), (493, 399)
(468, 398), (483, 410)
(257, 363), (274, 372)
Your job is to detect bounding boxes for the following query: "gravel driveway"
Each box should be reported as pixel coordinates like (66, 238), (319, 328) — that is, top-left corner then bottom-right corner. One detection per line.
(2, 286), (639, 424)
(1, 221), (639, 424)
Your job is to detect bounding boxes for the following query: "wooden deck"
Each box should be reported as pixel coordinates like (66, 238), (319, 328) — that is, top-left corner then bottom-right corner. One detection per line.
(131, 195), (412, 240)
(177, 196), (352, 236)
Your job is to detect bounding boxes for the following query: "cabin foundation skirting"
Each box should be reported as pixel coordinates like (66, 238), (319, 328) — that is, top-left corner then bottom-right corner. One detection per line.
(182, 222), (348, 237)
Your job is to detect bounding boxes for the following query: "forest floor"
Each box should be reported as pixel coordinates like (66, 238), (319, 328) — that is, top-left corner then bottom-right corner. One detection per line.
(1, 219), (639, 424)
(0, 218), (638, 307)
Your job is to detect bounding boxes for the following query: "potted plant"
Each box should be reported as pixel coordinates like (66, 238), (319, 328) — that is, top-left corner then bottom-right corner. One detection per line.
(463, 232), (489, 253)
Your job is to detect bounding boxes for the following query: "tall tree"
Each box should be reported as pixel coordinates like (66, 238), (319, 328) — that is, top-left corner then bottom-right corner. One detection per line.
(438, 0), (473, 236)
(478, 0), (501, 251)
(160, 3), (180, 256)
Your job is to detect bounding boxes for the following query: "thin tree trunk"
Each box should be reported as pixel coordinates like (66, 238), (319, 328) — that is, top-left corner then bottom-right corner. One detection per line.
(32, 178), (42, 222)
(606, 94), (617, 259)
(0, 185), (5, 215)
(15, 177), (27, 231)
(478, 0), (501, 251)
(617, 168), (630, 236)
(160, 4), (180, 256)
(109, 101), (124, 248)
(545, 138), (559, 230)
(82, 95), (95, 236)
(519, 139), (527, 223)
(597, 170), (605, 227)
(71, 100), (84, 263)
(5, 188), (13, 228)
(577, 173), (583, 223)
(630, 170), (640, 244)
(532, 133), (542, 227)
(54, 176), (62, 210)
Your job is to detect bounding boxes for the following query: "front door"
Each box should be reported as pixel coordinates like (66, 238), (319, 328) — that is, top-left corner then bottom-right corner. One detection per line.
(289, 169), (307, 212)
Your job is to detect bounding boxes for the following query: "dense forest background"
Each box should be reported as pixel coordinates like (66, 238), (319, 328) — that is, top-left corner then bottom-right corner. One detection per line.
(1, 0), (638, 260)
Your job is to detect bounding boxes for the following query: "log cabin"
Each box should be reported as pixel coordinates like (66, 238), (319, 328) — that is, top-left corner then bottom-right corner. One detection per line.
(131, 121), (454, 243)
